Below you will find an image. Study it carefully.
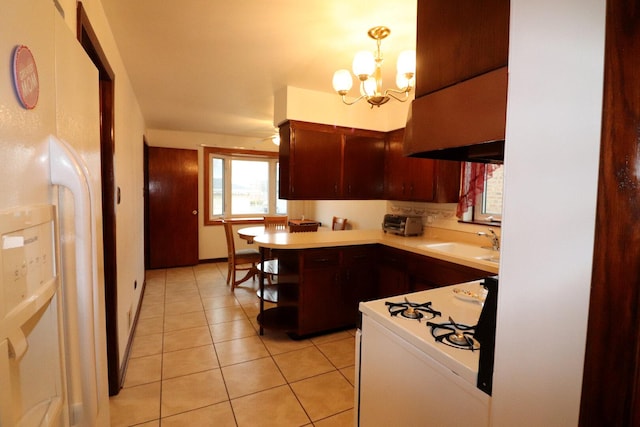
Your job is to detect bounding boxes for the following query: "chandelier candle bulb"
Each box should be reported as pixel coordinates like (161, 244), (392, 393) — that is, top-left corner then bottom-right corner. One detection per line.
(362, 77), (377, 97)
(352, 51), (376, 78)
(397, 50), (416, 76)
(332, 69), (353, 94)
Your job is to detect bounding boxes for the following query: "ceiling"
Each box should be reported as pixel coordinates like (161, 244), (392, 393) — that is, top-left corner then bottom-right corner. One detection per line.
(100, 0), (417, 141)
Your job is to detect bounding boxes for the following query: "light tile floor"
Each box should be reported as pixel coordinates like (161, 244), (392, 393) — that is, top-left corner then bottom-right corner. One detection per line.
(109, 262), (357, 427)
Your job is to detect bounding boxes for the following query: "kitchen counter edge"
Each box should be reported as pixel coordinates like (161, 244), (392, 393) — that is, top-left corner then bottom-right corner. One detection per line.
(253, 229), (499, 274)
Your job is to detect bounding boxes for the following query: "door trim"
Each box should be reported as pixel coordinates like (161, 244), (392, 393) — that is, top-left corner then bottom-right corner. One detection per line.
(76, 2), (120, 396)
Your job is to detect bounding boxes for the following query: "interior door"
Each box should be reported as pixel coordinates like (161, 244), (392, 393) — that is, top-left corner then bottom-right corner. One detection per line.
(147, 147), (199, 268)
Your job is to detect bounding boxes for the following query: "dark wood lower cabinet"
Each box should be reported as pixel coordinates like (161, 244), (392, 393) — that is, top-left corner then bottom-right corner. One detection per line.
(340, 246), (379, 323)
(258, 244), (493, 337)
(298, 246), (378, 336)
(298, 248), (342, 335)
(377, 246), (411, 297)
(408, 253), (493, 292)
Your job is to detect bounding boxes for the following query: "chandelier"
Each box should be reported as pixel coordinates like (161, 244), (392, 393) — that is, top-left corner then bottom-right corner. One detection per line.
(332, 26), (416, 108)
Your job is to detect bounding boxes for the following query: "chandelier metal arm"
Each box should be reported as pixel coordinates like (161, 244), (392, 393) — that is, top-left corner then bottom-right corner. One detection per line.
(340, 94), (370, 106)
(384, 88), (412, 102)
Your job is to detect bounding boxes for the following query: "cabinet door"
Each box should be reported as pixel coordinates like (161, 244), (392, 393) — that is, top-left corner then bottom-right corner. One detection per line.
(432, 160), (462, 203)
(288, 123), (342, 199)
(385, 129), (461, 202)
(407, 155), (436, 201)
(415, 0), (510, 96)
(343, 134), (385, 199)
(298, 249), (342, 335)
(385, 131), (411, 200)
(376, 246), (410, 297)
(278, 124), (292, 199)
(385, 129), (435, 201)
(342, 245), (378, 324)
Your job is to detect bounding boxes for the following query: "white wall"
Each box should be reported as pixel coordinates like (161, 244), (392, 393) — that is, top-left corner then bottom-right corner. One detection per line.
(306, 200), (387, 230)
(58, 0), (148, 369)
(492, 1), (605, 426)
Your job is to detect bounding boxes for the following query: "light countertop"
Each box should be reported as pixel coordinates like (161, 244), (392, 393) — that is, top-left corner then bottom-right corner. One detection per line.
(253, 229), (499, 274)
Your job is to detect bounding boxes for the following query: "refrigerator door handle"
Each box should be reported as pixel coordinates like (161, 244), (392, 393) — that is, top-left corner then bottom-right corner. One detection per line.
(49, 134), (99, 425)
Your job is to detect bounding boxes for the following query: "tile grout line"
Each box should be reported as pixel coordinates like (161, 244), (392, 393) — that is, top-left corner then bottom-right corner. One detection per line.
(135, 263), (354, 426)
(199, 264), (240, 427)
(158, 268), (167, 424)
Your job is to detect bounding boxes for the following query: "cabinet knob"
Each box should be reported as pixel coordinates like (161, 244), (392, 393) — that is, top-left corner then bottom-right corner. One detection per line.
(192, 210), (198, 215)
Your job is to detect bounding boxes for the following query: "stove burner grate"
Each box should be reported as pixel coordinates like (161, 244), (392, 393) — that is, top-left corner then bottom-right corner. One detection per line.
(385, 299), (441, 322)
(426, 321), (480, 351)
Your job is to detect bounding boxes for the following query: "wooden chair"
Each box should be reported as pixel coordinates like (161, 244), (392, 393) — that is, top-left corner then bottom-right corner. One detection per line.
(263, 215), (288, 231)
(332, 216), (348, 230)
(289, 222), (319, 233)
(222, 220), (261, 290)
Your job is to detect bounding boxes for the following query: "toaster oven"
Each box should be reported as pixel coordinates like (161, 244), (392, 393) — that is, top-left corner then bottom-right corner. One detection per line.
(382, 214), (423, 236)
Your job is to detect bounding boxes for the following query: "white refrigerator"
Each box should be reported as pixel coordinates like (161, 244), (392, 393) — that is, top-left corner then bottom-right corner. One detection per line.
(0, 0), (110, 426)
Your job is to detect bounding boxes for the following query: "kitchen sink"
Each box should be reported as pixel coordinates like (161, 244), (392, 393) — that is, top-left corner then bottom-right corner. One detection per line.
(423, 242), (500, 263)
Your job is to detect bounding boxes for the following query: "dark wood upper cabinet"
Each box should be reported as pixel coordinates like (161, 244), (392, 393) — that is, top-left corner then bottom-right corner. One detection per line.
(344, 133), (386, 199)
(279, 121), (460, 202)
(280, 122), (343, 199)
(415, 0), (510, 97)
(405, 0), (509, 163)
(279, 120), (385, 200)
(385, 128), (460, 202)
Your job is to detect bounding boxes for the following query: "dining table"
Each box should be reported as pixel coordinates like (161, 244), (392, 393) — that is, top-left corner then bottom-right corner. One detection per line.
(237, 225), (279, 244)
(237, 222), (326, 244)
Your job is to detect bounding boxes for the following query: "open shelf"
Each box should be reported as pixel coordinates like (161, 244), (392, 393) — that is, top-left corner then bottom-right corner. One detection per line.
(256, 282), (298, 305)
(256, 284), (279, 303)
(258, 259), (279, 275)
(257, 249), (301, 335)
(257, 306), (298, 332)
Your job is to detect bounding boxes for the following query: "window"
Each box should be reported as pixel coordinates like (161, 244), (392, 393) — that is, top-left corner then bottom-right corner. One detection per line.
(204, 147), (286, 224)
(474, 164), (503, 223)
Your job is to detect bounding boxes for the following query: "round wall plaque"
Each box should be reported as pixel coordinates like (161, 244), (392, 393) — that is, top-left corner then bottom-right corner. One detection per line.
(12, 45), (39, 110)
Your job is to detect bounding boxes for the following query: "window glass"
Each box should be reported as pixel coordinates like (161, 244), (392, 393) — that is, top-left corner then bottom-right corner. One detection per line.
(276, 164), (287, 214)
(203, 147), (285, 224)
(231, 159), (269, 215)
(211, 157), (224, 216)
(475, 164), (503, 222)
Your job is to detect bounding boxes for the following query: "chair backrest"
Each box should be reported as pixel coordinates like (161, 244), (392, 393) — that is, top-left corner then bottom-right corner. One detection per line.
(289, 223), (319, 233)
(264, 215), (288, 231)
(332, 216), (348, 231)
(222, 220), (236, 261)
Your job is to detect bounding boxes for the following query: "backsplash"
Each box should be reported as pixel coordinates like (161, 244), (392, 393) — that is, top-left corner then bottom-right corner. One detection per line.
(387, 201), (500, 246)
(389, 203), (456, 224)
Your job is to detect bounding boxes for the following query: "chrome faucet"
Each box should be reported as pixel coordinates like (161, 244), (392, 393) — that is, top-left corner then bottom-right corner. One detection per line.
(478, 229), (500, 251)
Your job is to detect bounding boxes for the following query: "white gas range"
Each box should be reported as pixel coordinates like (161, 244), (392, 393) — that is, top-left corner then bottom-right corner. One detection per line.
(355, 278), (498, 427)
